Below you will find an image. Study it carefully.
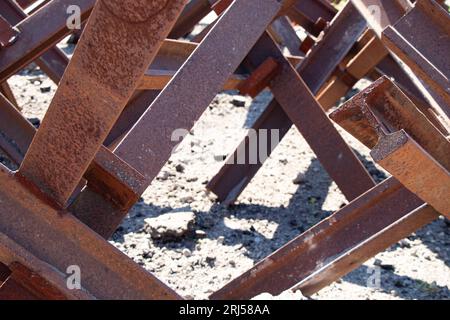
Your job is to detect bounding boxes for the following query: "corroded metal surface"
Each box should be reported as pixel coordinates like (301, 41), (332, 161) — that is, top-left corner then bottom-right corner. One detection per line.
(211, 177), (426, 299)
(382, 0), (450, 114)
(0, 0), (69, 83)
(293, 203), (439, 295)
(330, 77), (450, 169)
(254, 33), (375, 199)
(0, 0), (95, 82)
(372, 131), (450, 217)
(115, 0), (282, 180)
(0, 164), (181, 300)
(0, 0), (447, 301)
(68, 0), (282, 238)
(331, 77), (450, 217)
(18, 0), (188, 206)
(207, 2), (373, 204)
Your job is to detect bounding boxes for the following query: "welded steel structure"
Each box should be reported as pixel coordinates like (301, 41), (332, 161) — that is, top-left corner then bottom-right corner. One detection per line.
(0, 0), (448, 299)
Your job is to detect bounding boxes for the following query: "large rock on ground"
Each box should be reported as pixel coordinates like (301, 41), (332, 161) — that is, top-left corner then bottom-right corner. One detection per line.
(145, 210), (196, 241)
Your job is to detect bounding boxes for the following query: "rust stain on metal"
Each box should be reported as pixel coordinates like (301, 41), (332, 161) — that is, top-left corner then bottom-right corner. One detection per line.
(115, 0), (282, 181)
(238, 57), (280, 98)
(207, 2), (372, 204)
(211, 177), (425, 299)
(372, 131), (450, 217)
(381, 0), (450, 113)
(18, 0), (188, 207)
(0, 169), (182, 299)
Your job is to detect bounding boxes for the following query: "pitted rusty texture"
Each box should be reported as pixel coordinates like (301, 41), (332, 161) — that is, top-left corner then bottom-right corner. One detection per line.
(207, 3), (373, 204)
(115, 0), (282, 182)
(330, 77), (450, 170)
(18, 0), (188, 206)
(211, 177), (426, 299)
(371, 131), (450, 217)
(101, 0), (170, 23)
(0, 0), (96, 83)
(0, 168), (182, 299)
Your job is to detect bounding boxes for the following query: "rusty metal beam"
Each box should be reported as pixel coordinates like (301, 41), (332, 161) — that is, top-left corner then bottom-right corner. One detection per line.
(212, 75), (448, 300)
(16, 0), (37, 9)
(331, 77), (450, 217)
(0, 80), (19, 109)
(372, 56), (449, 134)
(268, 16), (303, 57)
(293, 203), (439, 295)
(0, 14), (19, 48)
(317, 35), (388, 110)
(350, 0), (411, 36)
(0, 0), (69, 83)
(287, 0), (337, 36)
(372, 131), (450, 217)
(298, 2), (367, 94)
(0, 0), (95, 83)
(207, 2), (371, 204)
(252, 32), (375, 198)
(66, 0), (283, 238)
(115, 0), (281, 180)
(0, 40), (197, 165)
(169, 0), (216, 39)
(0, 164), (181, 299)
(0, 93), (35, 164)
(330, 77), (450, 169)
(139, 68), (246, 91)
(18, 0), (188, 207)
(210, 176), (427, 299)
(382, 0), (450, 114)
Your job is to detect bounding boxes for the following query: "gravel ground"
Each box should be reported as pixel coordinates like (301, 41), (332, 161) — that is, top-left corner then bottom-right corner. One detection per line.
(2, 39), (449, 300)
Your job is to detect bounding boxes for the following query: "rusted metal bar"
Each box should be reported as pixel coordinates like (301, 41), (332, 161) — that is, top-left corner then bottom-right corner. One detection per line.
(372, 56), (446, 128)
(0, 80), (19, 109)
(331, 76), (450, 216)
(207, 2), (371, 204)
(139, 68), (246, 91)
(0, 14), (19, 48)
(0, 163), (181, 299)
(18, 0), (188, 207)
(330, 77), (450, 167)
(212, 0), (233, 15)
(293, 203), (439, 295)
(0, 262), (42, 300)
(115, 0), (281, 180)
(298, 2), (367, 94)
(2, 262), (69, 300)
(268, 16), (303, 57)
(0, 0), (69, 83)
(350, 0), (411, 36)
(352, 0), (449, 119)
(0, 40), (198, 165)
(210, 176), (427, 299)
(16, 0), (38, 9)
(0, 0), (95, 83)
(0, 92), (151, 236)
(372, 131), (450, 217)
(169, 0), (217, 39)
(67, 0), (283, 238)
(25, 0), (53, 15)
(299, 35), (315, 54)
(317, 35), (388, 110)
(0, 93), (35, 164)
(286, 78), (450, 295)
(237, 57), (280, 98)
(287, 0), (337, 36)
(382, 0), (450, 114)
(211, 74), (448, 300)
(253, 33), (375, 198)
